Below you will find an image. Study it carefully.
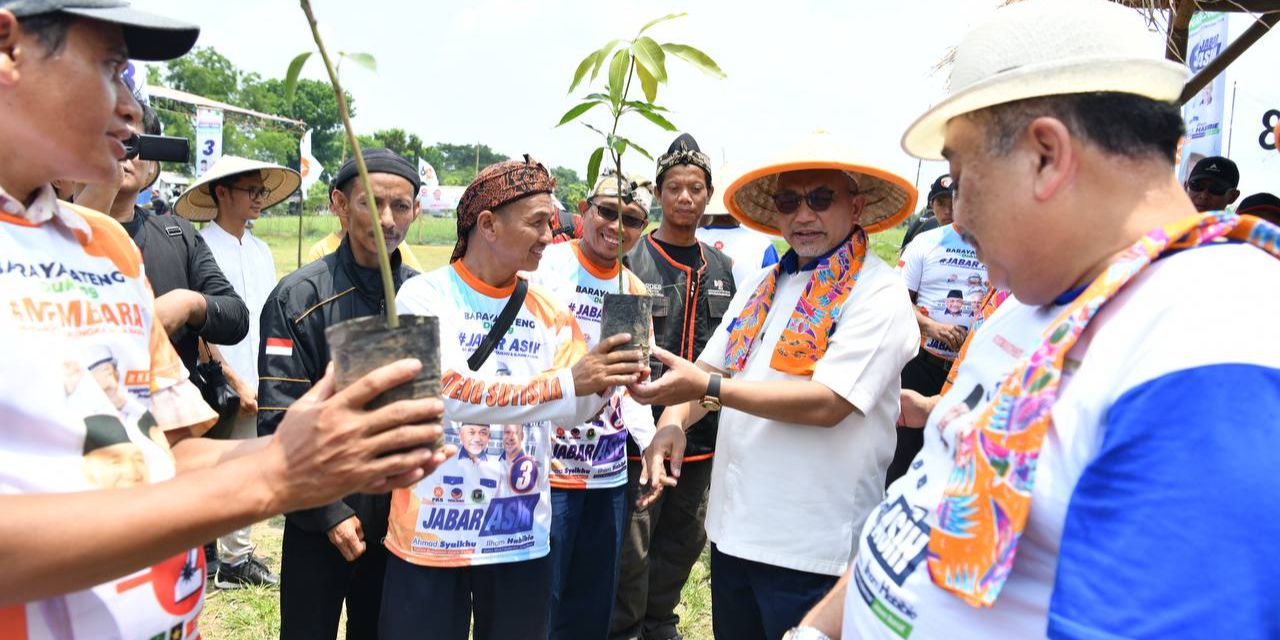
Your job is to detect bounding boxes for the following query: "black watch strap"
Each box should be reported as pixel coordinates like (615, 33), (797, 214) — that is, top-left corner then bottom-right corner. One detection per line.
(706, 373), (721, 400)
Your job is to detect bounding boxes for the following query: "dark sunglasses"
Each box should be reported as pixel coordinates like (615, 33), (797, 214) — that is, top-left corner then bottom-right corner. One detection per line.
(594, 204), (647, 230)
(1187, 178), (1231, 196)
(771, 186), (852, 214)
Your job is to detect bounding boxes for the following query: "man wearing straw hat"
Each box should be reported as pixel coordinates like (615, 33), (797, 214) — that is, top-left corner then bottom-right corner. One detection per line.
(176, 155), (301, 589)
(0, 1), (451, 637)
(789, 1), (1280, 638)
(631, 130), (920, 638)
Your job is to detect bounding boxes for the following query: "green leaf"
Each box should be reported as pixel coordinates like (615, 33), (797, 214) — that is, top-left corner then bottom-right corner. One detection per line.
(569, 51), (599, 93)
(624, 100), (670, 112)
(639, 12), (686, 34)
(342, 52), (377, 72)
(582, 122), (608, 138)
(585, 92), (611, 102)
(631, 36), (668, 85)
(661, 43), (726, 78)
(556, 101), (602, 127)
(634, 108), (678, 132)
(617, 137), (655, 161)
(284, 51), (313, 104)
(587, 147), (605, 189)
(634, 63), (658, 103)
(591, 39), (621, 82)
(607, 49), (629, 108)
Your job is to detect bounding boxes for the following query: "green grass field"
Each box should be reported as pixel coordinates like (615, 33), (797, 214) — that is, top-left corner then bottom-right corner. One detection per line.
(200, 217), (904, 638)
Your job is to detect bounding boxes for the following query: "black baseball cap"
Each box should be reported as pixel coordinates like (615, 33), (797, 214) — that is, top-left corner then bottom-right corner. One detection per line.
(927, 174), (953, 203)
(1237, 192), (1280, 223)
(1188, 156), (1240, 188)
(3, 0), (199, 61)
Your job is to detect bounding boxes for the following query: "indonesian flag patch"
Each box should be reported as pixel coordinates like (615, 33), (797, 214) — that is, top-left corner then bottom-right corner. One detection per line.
(265, 337), (293, 357)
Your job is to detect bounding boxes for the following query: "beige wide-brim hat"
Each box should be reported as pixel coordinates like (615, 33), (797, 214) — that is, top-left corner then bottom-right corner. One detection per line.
(174, 156), (301, 222)
(725, 131), (917, 235)
(902, 0), (1189, 160)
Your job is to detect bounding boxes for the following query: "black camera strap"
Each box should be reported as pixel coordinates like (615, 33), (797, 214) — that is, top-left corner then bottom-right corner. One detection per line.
(467, 278), (528, 371)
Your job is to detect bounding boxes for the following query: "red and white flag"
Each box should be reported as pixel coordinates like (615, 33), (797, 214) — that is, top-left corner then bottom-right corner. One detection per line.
(264, 337), (294, 357)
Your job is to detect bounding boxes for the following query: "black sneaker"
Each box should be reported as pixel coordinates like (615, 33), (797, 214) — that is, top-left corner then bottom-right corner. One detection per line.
(214, 555), (279, 589)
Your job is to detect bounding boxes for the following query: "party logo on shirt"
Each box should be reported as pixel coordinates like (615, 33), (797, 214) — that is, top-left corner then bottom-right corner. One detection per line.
(866, 496), (932, 586)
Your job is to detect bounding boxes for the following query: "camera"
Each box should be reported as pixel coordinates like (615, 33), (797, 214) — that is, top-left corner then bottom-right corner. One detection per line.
(122, 133), (189, 163)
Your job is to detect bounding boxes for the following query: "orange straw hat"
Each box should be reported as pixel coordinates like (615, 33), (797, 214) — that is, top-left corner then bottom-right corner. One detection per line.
(724, 130), (917, 236)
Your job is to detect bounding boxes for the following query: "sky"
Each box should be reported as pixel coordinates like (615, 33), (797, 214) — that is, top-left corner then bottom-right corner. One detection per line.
(130, 0), (1278, 199)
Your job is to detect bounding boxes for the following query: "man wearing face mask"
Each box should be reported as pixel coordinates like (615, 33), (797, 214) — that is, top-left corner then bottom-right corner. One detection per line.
(612, 133), (736, 640)
(256, 148), (423, 640)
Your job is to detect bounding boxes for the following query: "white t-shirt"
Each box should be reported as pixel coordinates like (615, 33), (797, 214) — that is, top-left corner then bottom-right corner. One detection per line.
(845, 242), (1280, 639)
(696, 222), (781, 291)
(527, 241), (656, 489)
(898, 225), (988, 360)
(0, 187), (212, 640)
(200, 221), (276, 389)
(390, 261), (606, 567)
(698, 252), (919, 576)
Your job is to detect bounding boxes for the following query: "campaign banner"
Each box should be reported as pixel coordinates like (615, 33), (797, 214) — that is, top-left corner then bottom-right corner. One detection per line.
(418, 185), (466, 212)
(418, 157), (440, 189)
(1179, 12), (1229, 179)
(299, 129), (323, 192)
(194, 107), (224, 178)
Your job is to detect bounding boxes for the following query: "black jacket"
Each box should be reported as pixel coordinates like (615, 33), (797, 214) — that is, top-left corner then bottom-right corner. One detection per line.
(257, 237), (418, 534)
(624, 234), (736, 459)
(122, 208), (248, 374)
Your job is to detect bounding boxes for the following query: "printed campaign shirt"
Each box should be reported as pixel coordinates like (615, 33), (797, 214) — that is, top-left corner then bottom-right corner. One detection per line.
(390, 261), (605, 567)
(528, 241), (656, 489)
(0, 186), (215, 640)
(845, 242), (1280, 639)
(898, 225), (988, 359)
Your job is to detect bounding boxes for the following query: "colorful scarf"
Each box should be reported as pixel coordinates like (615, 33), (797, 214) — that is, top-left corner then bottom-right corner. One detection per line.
(927, 212), (1280, 607)
(724, 228), (867, 376)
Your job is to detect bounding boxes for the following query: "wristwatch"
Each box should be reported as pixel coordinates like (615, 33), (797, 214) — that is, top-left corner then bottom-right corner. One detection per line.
(782, 627), (832, 640)
(700, 373), (722, 411)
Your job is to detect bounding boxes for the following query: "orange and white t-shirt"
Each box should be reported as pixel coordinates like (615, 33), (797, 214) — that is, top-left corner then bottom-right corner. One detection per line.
(0, 185), (215, 640)
(528, 240), (655, 489)
(391, 261), (606, 567)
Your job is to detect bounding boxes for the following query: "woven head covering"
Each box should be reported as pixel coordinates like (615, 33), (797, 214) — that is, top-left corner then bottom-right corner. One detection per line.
(588, 170), (655, 213)
(451, 154), (556, 262)
(656, 133), (713, 188)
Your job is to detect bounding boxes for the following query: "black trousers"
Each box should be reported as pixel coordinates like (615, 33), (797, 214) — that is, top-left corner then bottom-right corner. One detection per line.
(885, 350), (952, 487)
(280, 517), (389, 640)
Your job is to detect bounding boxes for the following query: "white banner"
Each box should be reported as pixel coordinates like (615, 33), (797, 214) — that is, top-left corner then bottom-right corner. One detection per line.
(418, 185), (466, 212)
(299, 129), (324, 192)
(194, 107), (224, 178)
(1179, 12), (1229, 180)
(417, 158), (440, 189)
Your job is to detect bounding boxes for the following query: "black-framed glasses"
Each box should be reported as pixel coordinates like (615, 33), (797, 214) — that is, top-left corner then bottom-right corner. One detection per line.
(771, 186), (852, 214)
(232, 186), (272, 201)
(1186, 178), (1231, 196)
(593, 203), (647, 230)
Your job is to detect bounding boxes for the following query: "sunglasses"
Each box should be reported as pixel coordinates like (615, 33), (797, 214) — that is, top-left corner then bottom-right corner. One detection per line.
(232, 186), (272, 201)
(771, 186), (852, 214)
(1187, 179), (1231, 196)
(594, 204), (648, 230)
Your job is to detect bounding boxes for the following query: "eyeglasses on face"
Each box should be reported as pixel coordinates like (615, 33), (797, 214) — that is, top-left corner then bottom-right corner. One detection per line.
(1187, 179), (1231, 196)
(593, 203), (647, 230)
(771, 186), (854, 214)
(232, 186), (272, 201)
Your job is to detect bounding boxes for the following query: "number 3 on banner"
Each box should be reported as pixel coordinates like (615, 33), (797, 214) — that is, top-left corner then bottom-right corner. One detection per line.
(1261, 109), (1279, 152)
(203, 140), (215, 156)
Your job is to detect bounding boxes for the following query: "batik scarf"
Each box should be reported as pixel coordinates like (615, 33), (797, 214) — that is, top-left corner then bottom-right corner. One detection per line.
(927, 211), (1280, 608)
(724, 228), (867, 376)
